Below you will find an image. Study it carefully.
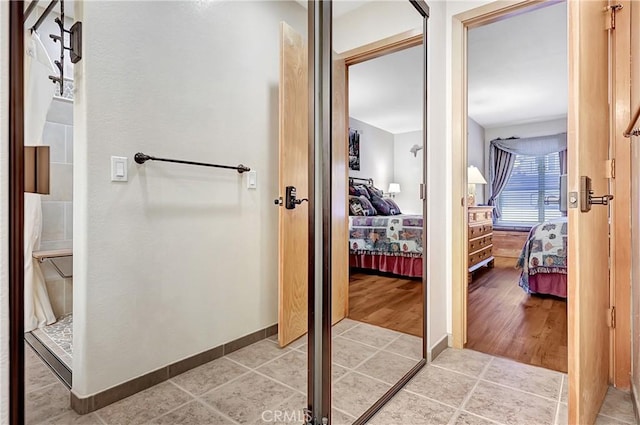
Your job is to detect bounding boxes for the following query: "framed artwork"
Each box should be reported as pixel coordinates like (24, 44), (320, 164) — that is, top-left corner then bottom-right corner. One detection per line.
(349, 128), (360, 171)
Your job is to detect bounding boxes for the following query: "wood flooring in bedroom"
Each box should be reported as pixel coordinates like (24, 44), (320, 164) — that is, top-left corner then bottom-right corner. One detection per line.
(466, 256), (568, 373)
(348, 272), (423, 337)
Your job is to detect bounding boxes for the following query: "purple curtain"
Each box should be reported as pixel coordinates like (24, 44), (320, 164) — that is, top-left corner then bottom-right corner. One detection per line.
(487, 145), (516, 218)
(559, 149), (567, 175)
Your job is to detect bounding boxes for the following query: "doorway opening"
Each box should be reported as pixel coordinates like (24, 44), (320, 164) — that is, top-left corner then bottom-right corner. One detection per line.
(463, 2), (568, 373)
(345, 43), (425, 339)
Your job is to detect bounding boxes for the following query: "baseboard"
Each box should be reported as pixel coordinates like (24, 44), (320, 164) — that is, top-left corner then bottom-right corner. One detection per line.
(632, 379), (640, 425)
(428, 334), (449, 362)
(71, 323), (278, 414)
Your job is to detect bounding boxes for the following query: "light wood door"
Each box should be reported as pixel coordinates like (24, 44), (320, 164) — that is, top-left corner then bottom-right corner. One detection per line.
(567, 1), (612, 423)
(278, 22), (349, 347)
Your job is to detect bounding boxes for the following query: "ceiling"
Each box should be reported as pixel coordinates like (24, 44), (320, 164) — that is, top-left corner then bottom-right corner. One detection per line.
(295, 0), (370, 18)
(468, 2), (567, 128)
(348, 2), (567, 134)
(349, 45), (423, 134)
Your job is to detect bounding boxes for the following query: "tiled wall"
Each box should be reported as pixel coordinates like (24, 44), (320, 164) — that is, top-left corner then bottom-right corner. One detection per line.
(39, 98), (73, 318)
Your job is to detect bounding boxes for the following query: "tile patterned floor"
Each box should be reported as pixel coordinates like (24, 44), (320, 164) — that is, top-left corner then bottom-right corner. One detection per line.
(31, 314), (73, 369)
(25, 319), (636, 425)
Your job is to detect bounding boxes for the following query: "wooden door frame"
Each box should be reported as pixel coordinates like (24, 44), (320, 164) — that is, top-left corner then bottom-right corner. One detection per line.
(9, 2), (25, 424)
(451, 0), (555, 350)
(450, 0), (632, 386)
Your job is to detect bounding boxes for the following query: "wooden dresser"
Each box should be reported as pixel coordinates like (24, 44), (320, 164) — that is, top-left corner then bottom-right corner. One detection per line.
(468, 206), (494, 282)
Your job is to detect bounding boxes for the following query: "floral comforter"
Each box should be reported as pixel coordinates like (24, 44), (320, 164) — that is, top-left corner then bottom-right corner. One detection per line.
(349, 215), (423, 257)
(517, 217), (568, 293)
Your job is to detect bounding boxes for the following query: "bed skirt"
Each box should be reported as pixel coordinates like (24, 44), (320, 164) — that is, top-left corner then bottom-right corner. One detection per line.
(525, 273), (567, 298)
(349, 253), (422, 278)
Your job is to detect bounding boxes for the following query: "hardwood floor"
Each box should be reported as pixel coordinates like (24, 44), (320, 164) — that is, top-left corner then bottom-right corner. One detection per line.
(466, 257), (568, 373)
(348, 272), (423, 337)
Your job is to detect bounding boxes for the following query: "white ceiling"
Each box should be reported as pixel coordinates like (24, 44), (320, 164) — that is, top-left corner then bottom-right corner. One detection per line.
(348, 2), (567, 134)
(468, 2), (568, 128)
(349, 45), (423, 134)
(295, 0), (371, 18)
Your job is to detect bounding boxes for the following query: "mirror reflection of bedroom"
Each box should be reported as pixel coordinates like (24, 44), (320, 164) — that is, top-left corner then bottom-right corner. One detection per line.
(465, 2), (568, 373)
(347, 45), (423, 338)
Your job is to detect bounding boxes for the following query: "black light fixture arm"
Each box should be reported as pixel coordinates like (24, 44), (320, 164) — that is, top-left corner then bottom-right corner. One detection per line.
(134, 152), (250, 174)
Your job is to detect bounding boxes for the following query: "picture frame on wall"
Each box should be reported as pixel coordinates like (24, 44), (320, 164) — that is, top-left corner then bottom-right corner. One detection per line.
(349, 128), (360, 171)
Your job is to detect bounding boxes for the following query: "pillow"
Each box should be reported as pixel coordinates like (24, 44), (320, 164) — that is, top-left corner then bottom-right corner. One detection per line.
(349, 195), (377, 216)
(370, 194), (392, 216)
(366, 185), (384, 199)
(351, 184), (370, 199)
(384, 198), (402, 215)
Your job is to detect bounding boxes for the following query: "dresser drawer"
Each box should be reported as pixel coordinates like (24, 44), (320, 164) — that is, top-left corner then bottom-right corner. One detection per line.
(468, 234), (492, 253)
(469, 245), (493, 268)
(468, 223), (492, 239)
(468, 209), (493, 224)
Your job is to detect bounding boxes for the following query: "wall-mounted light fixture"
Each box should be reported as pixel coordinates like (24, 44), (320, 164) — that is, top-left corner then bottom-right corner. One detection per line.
(25, 146), (50, 194)
(409, 144), (423, 157)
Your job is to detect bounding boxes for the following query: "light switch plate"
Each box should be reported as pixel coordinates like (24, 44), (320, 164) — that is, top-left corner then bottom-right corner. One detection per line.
(247, 170), (257, 189)
(111, 156), (128, 182)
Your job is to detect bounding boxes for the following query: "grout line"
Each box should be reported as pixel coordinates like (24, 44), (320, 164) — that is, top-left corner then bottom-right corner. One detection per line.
(597, 412), (636, 424)
(455, 356), (493, 417)
(168, 379), (242, 425)
(554, 375), (565, 425)
(476, 378), (563, 403)
(553, 402), (561, 425)
(332, 406), (357, 420)
(139, 396), (193, 425)
(455, 410), (506, 425)
(189, 366), (254, 398)
(94, 411), (108, 425)
(251, 368), (307, 395)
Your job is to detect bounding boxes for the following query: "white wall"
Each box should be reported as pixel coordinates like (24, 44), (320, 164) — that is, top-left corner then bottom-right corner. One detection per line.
(0, 2), (9, 422)
(349, 117), (395, 192)
(467, 117), (486, 204)
(393, 131), (423, 215)
(74, 1), (305, 397)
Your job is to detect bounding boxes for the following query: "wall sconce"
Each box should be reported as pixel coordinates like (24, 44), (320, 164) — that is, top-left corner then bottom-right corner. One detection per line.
(388, 183), (401, 198)
(25, 146), (50, 194)
(467, 165), (487, 206)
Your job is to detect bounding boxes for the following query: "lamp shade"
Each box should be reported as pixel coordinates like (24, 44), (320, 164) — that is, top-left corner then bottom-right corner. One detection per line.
(388, 183), (401, 194)
(467, 166), (487, 185)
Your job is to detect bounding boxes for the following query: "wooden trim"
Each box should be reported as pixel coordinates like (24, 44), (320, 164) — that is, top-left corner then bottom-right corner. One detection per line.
(451, 12), (467, 349)
(70, 324), (278, 414)
(610, 0), (632, 390)
(450, 0), (557, 350)
(339, 29), (423, 66)
(9, 2), (25, 424)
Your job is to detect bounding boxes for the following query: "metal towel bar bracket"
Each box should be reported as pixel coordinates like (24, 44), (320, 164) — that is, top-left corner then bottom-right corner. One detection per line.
(134, 152), (250, 174)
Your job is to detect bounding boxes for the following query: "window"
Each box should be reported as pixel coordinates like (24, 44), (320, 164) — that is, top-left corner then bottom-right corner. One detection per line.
(497, 152), (562, 226)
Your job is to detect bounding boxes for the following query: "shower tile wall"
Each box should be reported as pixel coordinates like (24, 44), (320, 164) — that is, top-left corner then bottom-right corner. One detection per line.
(40, 106), (73, 319)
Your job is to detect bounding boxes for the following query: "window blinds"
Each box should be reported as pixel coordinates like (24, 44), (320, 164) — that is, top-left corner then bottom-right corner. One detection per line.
(497, 152), (562, 225)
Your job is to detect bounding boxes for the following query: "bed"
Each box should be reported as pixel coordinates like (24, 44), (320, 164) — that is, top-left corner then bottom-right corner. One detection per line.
(347, 177), (423, 278)
(516, 217), (567, 298)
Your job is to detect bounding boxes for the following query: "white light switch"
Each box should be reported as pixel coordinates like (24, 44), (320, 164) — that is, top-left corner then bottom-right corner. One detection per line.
(247, 170), (257, 189)
(111, 156), (128, 182)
